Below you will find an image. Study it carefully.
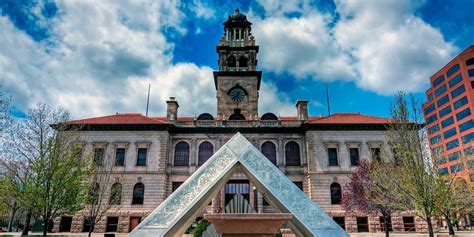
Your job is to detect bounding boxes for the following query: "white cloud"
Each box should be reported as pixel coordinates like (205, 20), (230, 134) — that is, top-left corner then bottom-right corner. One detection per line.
(333, 0), (457, 95)
(251, 0), (457, 95)
(1, 1), (295, 119)
(259, 81), (294, 116)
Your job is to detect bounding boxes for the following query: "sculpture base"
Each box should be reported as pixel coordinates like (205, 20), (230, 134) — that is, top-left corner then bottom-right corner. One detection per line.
(204, 213), (293, 237)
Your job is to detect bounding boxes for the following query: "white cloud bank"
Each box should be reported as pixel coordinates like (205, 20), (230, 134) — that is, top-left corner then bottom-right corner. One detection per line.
(252, 0), (458, 95)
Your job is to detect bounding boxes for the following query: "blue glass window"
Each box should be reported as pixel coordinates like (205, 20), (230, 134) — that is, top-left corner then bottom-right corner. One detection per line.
(465, 146), (474, 155)
(441, 117), (454, 128)
(462, 132), (474, 144)
(435, 85), (447, 97)
(438, 167), (449, 176)
(466, 57), (474, 66)
(450, 163), (464, 173)
(448, 74), (463, 88)
(456, 108), (471, 121)
(436, 95), (450, 107)
(446, 139), (459, 150)
(426, 114), (437, 124)
(430, 134), (442, 145)
(447, 64), (460, 78)
(469, 69), (474, 77)
(448, 151), (461, 161)
(459, 120), (474, 133)
(433, 75), (445, 87)
(451, 85), (465, 99)
(136, 148), (147, 166)
(428, 93), (434, 101)
(424, 104), (436, 115)
(453, 96), (468, 110)
(432, 146), (444, 155)
(428, 124), (440, 134)
(436, 157), (446, 165)
(443, 127), (457, 139)
(439, 106), (452, 118)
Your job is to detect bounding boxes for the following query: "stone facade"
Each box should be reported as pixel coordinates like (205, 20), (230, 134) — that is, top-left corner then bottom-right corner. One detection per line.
(56, 9), (429, 235)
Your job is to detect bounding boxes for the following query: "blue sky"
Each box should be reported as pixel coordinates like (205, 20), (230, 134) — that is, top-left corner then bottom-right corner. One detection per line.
(1, 0), (473, 119)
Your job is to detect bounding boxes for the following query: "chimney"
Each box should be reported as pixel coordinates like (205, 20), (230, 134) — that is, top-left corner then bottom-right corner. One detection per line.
(166, 97), (179, 121)
(296, 100), (308, 120)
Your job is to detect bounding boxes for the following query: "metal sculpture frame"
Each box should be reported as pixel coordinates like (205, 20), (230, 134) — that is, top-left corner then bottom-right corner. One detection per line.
(129, 133), (349, 237)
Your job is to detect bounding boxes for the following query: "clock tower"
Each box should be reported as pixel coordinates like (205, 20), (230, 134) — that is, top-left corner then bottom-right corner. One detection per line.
(214, 9), (261, 119)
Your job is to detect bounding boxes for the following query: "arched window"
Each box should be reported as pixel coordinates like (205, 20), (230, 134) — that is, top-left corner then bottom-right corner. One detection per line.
(261, 113), (278, 120)
(285, 141), (301, 166)
(261, 141), (277, 165)
(229, 113), (245, 120)
(227, 55), (236, 68)
(110, 182), (122, 205)
(197, 113), (214, 120)
(330, 182), (342, 204)
(239, 56), (248, 68)
(132, 183), (145, 205)
(198, 142), (214, 166)
(174, 142), (190, 166)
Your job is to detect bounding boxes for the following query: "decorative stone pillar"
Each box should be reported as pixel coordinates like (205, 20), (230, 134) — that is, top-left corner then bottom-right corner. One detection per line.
(190, 138), (197, 166)
(277, 138), (284, 167)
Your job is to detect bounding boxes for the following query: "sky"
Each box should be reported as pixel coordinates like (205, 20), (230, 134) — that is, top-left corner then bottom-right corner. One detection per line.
(1, 0), (473, 119)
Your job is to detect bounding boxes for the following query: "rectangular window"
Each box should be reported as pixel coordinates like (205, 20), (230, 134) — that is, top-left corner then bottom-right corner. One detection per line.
(379, 216), (393, 232)
(448, 151), (461, 161)
(459, 120), (474, 133)
(446, 139), (459, 150)
(441, 117), (454, 128)
(468, 69), (474, 77)
(105, 217), (119, 232)
(468, 160), (474, 168)
(472, 81), (474, 89)
(371, 148), (381, 161)
(333, 217), (345, 230)
(82, 217), (93, 232)
(428, 124), (440, 134)
(456, 108), (471, 121)
(432, 75), (445, 87)
(443, 127), (457, 139)
(293, 181), (303, 191)
(454, 96), (468, 110)
(423, 104), (436, 115)
(356, 217), (369, 232)
(426, 114), (437, 124)
(430, 134), (442, 145)
(436, 157), (446, 165)
(172, 182), (183, 193)
(115, 148), (125, 166)
(432, 146), (444, 155)
(447, 64), (460, 78)
(350, 148), (359, 166)
(136, 148), (147, 166)
(438, 167), (449, 176)
(462, 132), (474, 144)
(428, 93), (434, 101)
(403, 217), (416, 232)
(94, 148), (104, 166)
(328, 148), (338, 166)
(438, 106), (452, 118)
(451, 85), (466, 99)
(448, 74), (463, 88)
(437, 95), (450, 107)
(450, 163), (464, 173)
(464, 146), (473, 155)
(435, 84), (447, 97)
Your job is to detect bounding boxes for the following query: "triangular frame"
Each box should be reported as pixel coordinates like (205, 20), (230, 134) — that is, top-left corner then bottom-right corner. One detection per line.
(130, 133), (349, 237)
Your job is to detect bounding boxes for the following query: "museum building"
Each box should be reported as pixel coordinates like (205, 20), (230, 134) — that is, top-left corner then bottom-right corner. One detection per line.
(54, 9), (428, 234)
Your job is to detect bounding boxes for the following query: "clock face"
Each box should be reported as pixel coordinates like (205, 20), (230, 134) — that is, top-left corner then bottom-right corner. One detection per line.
(229, 88), (246, 103)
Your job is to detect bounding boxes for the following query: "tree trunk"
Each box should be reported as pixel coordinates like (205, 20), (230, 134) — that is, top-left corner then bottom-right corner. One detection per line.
(42, 217), (48, 237)
(384, 214), (390, 237)
(427, 216), (434, 237)
(88, 222), (95, 237)
(446, 214), (455, 235)
(21, 211), (32, 236)
(7, 201), (17, 232)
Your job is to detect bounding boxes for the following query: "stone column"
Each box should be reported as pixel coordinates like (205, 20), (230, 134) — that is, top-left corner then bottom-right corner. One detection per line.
(277, 138), (284, 167)
(190, 138), (197, 166)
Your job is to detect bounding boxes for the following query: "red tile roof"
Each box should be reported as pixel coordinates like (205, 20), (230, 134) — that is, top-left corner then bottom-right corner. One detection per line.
(65, 113), (168, 125)
(307, 113), (393, 124)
